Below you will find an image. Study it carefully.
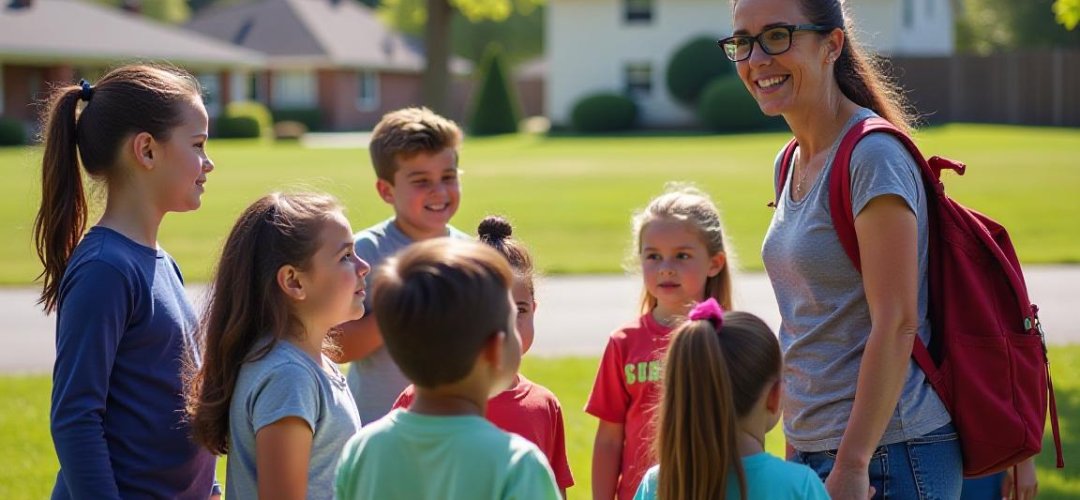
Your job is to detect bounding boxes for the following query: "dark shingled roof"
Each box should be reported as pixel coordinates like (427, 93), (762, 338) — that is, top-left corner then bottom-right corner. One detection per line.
(186, 0), (469, 73)
(0, 0), (264, 67)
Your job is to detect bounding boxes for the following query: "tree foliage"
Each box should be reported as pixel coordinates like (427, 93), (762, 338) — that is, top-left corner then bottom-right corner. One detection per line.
(379, 0), (543, 113)
(957, 0), (1080, 53)
(91, 0), (190, 24)
(379, 0), (543, 65)
(1055, 0), (1080, 30)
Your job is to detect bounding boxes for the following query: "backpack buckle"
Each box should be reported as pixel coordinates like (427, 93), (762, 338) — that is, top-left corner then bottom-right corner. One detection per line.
(1033, 313), (1049, 361)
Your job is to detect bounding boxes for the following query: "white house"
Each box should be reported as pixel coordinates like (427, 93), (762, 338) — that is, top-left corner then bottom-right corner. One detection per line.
(547, 0), (954, 127)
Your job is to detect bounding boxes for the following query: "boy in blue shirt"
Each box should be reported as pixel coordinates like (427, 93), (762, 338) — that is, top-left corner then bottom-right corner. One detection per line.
(332, 107), (469, 424)
(335, 239), (560, 500)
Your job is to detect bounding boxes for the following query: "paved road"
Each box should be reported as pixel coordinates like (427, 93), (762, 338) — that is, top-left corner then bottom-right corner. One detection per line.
(3, 266), (1078, 373)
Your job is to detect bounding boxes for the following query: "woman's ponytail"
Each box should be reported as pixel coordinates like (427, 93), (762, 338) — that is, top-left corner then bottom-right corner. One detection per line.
(793, 0), (915, 133)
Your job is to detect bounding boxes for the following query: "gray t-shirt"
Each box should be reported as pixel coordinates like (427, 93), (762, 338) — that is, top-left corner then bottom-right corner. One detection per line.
(761, 108), (950, 452)
(227, 340), (362, 500)
(348, 218), (469, 425)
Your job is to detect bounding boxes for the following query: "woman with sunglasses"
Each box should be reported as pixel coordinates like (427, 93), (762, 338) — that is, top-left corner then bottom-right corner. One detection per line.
(720, 1), (988, 499)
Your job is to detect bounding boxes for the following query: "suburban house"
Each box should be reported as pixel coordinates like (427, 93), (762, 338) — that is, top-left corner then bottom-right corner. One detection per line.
(186, 0), (473, 130)
(0, 0), (263, 127)
(546, 0), (955, 127)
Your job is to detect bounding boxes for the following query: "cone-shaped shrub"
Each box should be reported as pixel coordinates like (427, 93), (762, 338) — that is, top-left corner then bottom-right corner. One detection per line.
(469, 44), (522, 136)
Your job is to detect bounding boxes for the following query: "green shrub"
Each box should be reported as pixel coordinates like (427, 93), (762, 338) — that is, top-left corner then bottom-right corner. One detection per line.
(469, 44), (521, 136)
(272, 108), (323, 131)
(570, 93), (637, 133)
(215, 116), (262, 139)
(223, 101), (272, 138)
(666, 36), (733, 107)
(0, 117), (27, 146)
(698, 76), (779, 132)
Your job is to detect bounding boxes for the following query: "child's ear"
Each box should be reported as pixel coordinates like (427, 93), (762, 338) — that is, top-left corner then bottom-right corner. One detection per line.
(707, 251), (727, 277)
(765, 378), (782, 413)
(131, 132), (156, 170)
(480, 331), (507, 371)
(375, 179), (395, 204)
(276, 265), (306, 301)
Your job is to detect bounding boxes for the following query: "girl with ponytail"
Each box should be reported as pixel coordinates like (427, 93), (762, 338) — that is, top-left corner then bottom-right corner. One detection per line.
(721, 0), (978, 497)
(33, 64), (217, 498)
(634, 299), (827, 500)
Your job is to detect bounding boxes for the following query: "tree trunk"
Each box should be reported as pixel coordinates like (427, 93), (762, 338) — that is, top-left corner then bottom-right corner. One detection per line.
(422, 0), (453, 114)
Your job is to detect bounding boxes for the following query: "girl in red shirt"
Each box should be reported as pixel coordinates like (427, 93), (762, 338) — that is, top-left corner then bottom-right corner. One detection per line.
(586, 185), (734, 500)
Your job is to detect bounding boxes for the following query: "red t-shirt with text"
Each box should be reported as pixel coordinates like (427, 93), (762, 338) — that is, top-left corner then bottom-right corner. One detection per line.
(585, 313), (672, 500)
(392, 375), (574, 489)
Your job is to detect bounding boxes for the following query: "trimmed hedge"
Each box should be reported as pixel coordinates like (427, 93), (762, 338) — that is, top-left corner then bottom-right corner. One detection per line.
(666, 36), (733, 107)
(469, 44), (521, 136)
(218, 101), (272, 139)
(698, 76), (779, 132)
(272, 108), (323, 132)
(570, 93), (637, 133)
(215, 116), (262, 139)
(0, 117), (27, 146)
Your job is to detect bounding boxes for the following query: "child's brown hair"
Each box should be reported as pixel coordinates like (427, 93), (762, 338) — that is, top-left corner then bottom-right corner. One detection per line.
(372, 238), (513, 388)
(477, 215), (536, 296)
(187, 192), (342, 455)
(368, 107), (463, 183)
(655, 310), (781, 500)
(631, 184), (733, 314)
(34, 64), (202, 313)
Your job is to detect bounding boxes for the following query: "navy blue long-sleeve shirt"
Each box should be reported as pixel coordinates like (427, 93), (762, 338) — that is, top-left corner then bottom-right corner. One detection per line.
(50, 227), (215, 499)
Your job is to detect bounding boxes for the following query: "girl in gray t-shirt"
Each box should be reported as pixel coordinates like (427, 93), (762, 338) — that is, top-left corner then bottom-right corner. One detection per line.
(187, 193), (369, 499)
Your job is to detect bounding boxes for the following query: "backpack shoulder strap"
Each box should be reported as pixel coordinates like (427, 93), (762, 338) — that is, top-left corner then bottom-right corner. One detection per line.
(773, 138), (800, 207)
(827, 116), (939, 375)
(827, 116), (928, 272)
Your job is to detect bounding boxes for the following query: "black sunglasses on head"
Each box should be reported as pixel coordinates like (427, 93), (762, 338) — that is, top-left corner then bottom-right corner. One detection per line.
(717, 24), (836, 62)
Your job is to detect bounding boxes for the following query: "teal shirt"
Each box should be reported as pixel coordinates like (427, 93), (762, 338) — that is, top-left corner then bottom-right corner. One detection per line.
(335, 409), (560, 500)
(633, 453), (829, 500)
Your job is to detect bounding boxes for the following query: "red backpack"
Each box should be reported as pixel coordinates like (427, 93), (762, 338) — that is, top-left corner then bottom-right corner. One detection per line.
(774, 116), (1063, 477)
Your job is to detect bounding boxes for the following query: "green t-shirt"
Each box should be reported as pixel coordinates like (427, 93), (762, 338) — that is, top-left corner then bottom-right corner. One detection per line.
(335, 409), (560, 500)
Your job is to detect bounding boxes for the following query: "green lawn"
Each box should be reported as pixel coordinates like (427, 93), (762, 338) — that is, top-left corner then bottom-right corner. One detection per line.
(1, 124), (1078, 284)
(4, 348), (1079, 499)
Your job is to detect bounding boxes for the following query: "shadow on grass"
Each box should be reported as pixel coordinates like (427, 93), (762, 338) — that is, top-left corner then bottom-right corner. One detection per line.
(1037, 376), (1080, 498)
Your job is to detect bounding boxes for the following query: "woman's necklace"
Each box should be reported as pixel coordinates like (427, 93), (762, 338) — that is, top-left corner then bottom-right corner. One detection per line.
(795, 150), (809, 198)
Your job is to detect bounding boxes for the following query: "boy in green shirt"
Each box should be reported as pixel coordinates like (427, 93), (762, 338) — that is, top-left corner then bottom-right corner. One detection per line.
(335, 239), (560, 500)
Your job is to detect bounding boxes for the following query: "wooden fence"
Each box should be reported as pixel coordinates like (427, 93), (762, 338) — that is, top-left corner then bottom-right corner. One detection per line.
(890, 49), (1080, 127)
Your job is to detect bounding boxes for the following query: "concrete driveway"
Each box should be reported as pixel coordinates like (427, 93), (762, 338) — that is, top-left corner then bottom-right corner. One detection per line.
(3, 267), (1078, 374)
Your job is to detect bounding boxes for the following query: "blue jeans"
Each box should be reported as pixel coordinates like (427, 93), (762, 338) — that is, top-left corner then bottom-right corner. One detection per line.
(960, 472), (1005, 499)
(792, 424), (963, 499)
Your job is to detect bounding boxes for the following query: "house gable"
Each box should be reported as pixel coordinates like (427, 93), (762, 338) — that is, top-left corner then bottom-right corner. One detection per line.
(185, 0), (325, 59)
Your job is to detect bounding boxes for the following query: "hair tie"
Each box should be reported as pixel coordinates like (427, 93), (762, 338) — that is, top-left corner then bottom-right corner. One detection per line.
(688, 298), (724, 328)
(78, 79), (94, 102)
